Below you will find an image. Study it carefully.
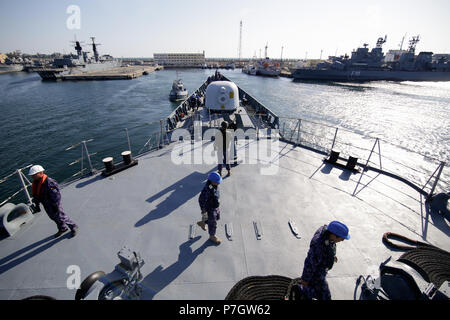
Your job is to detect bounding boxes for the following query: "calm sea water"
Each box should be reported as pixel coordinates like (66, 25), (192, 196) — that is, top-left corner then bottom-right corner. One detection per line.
(0, 69), (449, 202)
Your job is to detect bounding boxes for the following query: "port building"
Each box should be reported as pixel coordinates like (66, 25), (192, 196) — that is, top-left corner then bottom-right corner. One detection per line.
(153, 52), (205, 67)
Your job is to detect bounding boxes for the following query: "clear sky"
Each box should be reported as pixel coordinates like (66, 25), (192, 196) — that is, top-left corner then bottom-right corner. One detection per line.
(1, 0), (449, 59)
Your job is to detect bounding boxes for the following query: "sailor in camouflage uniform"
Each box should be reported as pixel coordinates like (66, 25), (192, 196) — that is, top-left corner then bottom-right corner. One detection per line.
(29, 165), (78, 238)
(197, 172), (222, 244)
(296, 221), (350, 300)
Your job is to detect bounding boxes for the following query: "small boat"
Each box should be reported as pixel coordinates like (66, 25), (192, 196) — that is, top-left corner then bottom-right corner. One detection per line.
(242, 64), (257, 75)
(169, 78), (188, 101)
(255, 43), (281, 77)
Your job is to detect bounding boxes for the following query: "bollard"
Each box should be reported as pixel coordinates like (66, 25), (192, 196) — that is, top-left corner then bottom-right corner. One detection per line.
(102, 157), (114, 172)
(121, 151), (133, 165)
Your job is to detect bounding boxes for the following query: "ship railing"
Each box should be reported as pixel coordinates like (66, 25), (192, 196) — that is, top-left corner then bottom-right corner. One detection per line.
(0, 165), (34, 207)
(278, 116), (448, 200)
(221, 75), (280, 130)
(3, 75), (446, 208)
(3, 113), (445, 208)
(166, 80), (209, 133)
(0, 78), (215, 207)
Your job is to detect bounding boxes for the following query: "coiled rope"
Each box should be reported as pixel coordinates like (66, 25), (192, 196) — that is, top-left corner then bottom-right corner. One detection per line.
(399, 247), (450, 288)
(225, 275), (303, 300)
(383, 232), (450, 288)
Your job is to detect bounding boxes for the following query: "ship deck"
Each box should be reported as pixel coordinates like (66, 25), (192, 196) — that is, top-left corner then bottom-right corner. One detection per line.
(1, 105), (448, 300)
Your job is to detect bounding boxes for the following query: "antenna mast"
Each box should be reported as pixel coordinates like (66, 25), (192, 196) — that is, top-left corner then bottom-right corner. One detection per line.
(408, 35), (420, 53)
(90, 37), (101, 62)
(238, 20), (242, 61)
(399, 33), (406, 50)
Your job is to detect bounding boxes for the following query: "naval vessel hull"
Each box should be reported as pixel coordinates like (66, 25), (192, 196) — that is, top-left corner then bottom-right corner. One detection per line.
(37, 60), (122, 80)
(256, 69), (280, 77)
(292, 69), (450, 82)
(0, 64), (24, 73)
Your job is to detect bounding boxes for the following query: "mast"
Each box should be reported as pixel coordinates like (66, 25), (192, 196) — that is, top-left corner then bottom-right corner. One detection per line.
(90, 37), (101, 62)
(70, 35), (83, 59)
(399, 33), (406, 50)
(408, 35), (420, 53)
(238, 20), (242, 62)
(264, 43), (268, 59)
(376, 35), (387, 48)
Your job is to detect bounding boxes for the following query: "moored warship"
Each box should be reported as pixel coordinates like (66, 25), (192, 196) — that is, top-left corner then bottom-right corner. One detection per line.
(0, 57), (24, 73)
(292, 36), (450, 82)
(36, 37), (121, 80)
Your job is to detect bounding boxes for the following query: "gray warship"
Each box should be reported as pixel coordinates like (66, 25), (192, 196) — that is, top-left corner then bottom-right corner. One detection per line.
(0, 73), (449, 301)
(0, 57), (24, 73)
(292, 36), (450, 82)
(37, 37), (121, 80)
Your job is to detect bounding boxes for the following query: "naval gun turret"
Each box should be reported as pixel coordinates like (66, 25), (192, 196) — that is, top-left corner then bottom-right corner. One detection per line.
(205, 81), (239, 114)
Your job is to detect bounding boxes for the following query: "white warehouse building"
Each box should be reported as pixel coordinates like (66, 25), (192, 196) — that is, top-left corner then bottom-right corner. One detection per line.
(153, 52), (205, 67)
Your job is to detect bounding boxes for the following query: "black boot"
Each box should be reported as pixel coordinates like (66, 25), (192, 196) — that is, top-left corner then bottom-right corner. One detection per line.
(54, 229), (68, 238)
(70, 226), (79, 237)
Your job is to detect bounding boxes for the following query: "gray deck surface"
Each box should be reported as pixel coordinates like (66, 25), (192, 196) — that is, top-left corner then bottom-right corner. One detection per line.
(0, 109), (449, 300)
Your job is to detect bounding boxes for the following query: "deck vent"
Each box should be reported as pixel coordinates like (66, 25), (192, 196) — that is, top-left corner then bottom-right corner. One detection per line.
(288, 219), (301, 239)
(253, 221), (263, 240)
(225, 223), (233, 241)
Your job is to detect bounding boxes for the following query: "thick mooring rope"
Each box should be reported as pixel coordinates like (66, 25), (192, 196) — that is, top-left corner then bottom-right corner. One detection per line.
(225, 275), (303, 300)
(383, 232), (450, 288)
(399, 246), (450, 288)
(382, 232), (434, 251)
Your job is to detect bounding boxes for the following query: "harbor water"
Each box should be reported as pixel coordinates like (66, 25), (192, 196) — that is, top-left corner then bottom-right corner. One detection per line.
(0, 69), (449, 203)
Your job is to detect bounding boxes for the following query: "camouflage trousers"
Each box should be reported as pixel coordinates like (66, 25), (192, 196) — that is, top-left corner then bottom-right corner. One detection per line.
(205, 209), (220, 236)
(44, 204), (77, 232)
(296, 278), (331, 300)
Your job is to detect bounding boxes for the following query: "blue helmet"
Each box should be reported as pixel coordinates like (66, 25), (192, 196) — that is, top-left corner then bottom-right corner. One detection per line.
(327, 221), (350, 240)
(208, 172), (222, 184)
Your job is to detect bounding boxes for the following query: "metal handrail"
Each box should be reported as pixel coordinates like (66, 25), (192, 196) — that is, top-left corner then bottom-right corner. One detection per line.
(1, 77), (448, 208)
(278, 117), (448, 197)
(279, 117), (446, 174)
